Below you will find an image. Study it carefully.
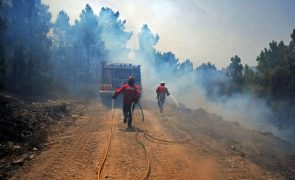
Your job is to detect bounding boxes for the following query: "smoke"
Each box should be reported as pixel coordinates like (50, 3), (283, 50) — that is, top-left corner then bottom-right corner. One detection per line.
(177, 82), (295, 143)
(144, 60), (294, 142)
(124, 24), (295, 144)
(45, 3), (294, 143)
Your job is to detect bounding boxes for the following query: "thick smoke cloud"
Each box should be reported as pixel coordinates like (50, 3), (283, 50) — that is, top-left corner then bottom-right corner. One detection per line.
(48, 3), (295, 143)
(127, 24), (294, 143)
(6, 0), (292, 143)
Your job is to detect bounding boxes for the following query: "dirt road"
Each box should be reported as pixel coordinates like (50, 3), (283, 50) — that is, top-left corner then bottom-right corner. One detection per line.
(12, 101), (295, 179)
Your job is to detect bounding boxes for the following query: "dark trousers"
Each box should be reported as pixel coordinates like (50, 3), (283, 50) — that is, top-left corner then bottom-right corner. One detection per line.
(158, 96), (166, 112)
(123, 104), (134, 127)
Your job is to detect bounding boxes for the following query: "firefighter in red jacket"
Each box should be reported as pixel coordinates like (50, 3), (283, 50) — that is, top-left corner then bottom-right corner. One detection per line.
(112, 76), (141, 128)
(156, 81), (170, 113)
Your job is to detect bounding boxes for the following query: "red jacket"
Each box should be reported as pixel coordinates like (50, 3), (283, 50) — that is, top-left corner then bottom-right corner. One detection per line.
(156, 86), (170, 97)
(114, 84), (141, 104)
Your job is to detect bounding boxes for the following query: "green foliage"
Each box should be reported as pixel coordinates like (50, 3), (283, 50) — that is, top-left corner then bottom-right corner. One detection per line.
(3, 0), (52, 95)
(243, 65), (255, 83)
(1, 0), (295, 112)
(195, 62), (217, 72)
(76, 4), (98, 48)
(178, 59), (193, 74)
(98, 7), (132, 60)
(53, 11), (71, 47)
(137, 24), (186, 75)
(50, 5), (135, 95)
(0, 0), (6, 90)
(51, 4), (108, 92)
(255, 41), (289, 98)
(75, 4), (99, 84)
(288, 29), (295, 96)
(51, 10), (74, 88)
(227, 55), (243, 82)
(139, 24), (159, 50)
(195, 62), (226, 97)
(236, 30), (295, 127)
(225, 55), (244, 93)
(138, 24), (159, 58)
(243, 64), (258, 93)
(257, 41), (288, 73)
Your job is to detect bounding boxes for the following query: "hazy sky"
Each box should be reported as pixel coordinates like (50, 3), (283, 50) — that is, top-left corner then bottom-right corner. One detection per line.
(42, 0), (295, 68)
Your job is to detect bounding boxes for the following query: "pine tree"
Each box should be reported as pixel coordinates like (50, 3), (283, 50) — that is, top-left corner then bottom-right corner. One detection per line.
(98, 7), (132, 60)
(178, 59), (193, 74)
(0, 0), (6, 90)
(137, 24), (159, 62)
(5, 0), (52, 94)
(256, 41), (289, 98)
(52, 10), (72, 82)
(288, 29), (295, 96)
(226, 55), (244, 93)
(75, 4), (104, 85)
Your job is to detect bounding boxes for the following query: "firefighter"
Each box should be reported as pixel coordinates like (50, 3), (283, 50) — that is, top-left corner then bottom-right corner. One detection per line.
(156, 81), (170, 113)
(112, 76), (141, 128)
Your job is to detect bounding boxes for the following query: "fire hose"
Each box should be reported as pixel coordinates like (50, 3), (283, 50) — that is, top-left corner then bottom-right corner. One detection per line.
(98, 95), (189, 180)
(149, 96), (190, 143)
(97, 100), (151, 180)
(97, 99), (115, 180)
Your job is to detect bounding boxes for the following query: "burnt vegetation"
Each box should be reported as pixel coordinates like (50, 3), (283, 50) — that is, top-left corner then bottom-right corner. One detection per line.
(0, 93), (85, 178)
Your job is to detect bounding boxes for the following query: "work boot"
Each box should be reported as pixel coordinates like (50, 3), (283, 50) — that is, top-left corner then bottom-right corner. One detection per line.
(127, 119), (132, 128)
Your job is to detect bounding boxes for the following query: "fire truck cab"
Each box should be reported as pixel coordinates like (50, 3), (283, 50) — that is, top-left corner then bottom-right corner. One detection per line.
(99, 63), (142, 106)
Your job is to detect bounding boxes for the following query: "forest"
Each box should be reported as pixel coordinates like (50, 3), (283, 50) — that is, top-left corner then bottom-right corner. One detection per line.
(0, 1), (295, 132)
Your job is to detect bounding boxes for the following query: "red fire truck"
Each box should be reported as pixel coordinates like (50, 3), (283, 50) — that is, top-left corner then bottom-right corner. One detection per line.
(99, 63), (142, 106)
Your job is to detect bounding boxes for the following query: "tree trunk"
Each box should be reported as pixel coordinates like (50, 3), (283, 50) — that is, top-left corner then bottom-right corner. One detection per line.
(27, 51), (33, 81)
(13, 47), (18, 79)
(72, 46), (78, 89)
(58, 46), (63, 80)
(0, 54), (5, 91)
(86, 44), (90, 86)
